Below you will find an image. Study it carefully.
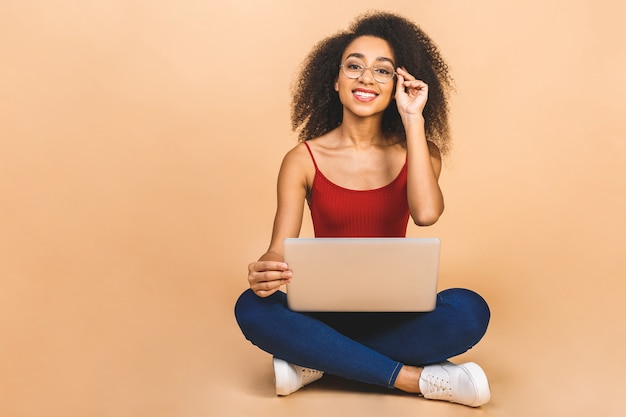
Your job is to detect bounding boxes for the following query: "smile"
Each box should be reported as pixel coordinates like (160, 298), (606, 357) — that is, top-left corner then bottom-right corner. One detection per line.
(353, 89), (378, 101)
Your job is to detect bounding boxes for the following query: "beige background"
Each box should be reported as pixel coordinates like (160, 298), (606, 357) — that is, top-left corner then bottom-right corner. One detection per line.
(1, 1), (625, 416)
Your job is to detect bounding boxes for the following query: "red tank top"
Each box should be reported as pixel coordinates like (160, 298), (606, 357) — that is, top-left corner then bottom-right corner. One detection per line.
(304, 142), (410, 238)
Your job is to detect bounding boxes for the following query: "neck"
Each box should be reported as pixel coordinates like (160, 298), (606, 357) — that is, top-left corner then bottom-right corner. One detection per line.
(338, 111), (388, 148)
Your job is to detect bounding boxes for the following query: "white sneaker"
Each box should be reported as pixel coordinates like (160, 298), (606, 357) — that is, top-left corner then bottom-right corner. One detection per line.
(273, 357), (324, 396)
(419, 362), (491, 407)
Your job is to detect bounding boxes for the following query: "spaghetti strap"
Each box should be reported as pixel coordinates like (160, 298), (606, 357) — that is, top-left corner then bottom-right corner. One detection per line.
(303, 141), (319, 171)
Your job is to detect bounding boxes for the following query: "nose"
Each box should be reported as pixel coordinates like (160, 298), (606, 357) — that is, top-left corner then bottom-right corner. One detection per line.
(358, 67), (375, 83)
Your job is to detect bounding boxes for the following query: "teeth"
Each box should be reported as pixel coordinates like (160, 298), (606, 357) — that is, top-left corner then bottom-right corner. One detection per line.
(354, 91), (376, 98)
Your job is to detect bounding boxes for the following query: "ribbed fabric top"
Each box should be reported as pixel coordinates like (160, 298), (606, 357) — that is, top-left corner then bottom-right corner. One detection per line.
(304, 142), (410, 238)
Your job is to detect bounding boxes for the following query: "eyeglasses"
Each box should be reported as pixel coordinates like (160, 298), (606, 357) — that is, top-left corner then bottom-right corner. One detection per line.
(339, 57), (397, 84)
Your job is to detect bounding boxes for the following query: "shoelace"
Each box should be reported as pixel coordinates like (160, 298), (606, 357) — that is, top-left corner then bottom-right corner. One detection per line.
(422, 374), (452, 400)
(298, 367), (323, 384)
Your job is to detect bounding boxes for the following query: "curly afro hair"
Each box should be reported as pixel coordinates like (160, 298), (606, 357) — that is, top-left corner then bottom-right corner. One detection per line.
(291, 11), (454, 156)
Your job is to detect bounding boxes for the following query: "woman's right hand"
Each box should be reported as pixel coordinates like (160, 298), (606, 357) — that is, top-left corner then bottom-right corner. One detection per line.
(247, 261), (292, 297)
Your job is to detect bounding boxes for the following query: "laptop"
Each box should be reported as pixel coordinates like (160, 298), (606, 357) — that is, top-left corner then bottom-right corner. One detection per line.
(283, 237), (440, 312)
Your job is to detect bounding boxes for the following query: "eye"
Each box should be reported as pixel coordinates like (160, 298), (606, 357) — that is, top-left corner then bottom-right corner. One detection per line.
(347, 63), (364, 71)
(374, 66), (393, 75)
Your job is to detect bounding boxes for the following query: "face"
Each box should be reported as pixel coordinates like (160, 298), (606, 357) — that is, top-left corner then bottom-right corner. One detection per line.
(335, 36), (396, 118)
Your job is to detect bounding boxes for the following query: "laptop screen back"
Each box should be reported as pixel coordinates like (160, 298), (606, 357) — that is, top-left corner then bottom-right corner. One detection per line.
(284, 237), (440, 312)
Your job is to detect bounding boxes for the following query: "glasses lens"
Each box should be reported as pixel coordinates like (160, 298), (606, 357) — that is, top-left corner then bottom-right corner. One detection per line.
(342, 58), (365, 79)
(372, 63), (395, 83)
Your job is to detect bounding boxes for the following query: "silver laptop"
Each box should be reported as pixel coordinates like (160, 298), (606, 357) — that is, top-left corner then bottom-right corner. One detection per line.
(284, 237), (440, 312)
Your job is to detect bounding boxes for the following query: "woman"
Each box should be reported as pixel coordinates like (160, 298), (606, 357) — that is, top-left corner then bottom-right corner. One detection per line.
(234, 12), (491, 407)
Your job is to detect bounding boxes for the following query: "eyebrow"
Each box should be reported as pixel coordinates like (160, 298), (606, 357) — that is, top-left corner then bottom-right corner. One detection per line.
(345, 53), (395, 65)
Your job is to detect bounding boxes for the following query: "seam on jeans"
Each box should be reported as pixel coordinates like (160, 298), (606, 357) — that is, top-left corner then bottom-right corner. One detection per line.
(387, 362), (402, 388)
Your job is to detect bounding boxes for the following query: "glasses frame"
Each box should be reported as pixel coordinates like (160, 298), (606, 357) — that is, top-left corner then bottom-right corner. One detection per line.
(339, 58), (397, 84)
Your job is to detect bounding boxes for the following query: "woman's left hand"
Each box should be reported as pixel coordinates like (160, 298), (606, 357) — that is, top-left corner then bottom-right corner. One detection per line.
(395, 67), (428, 120)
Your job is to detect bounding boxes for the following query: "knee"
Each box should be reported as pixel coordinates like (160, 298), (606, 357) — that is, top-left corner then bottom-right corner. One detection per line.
(234, 289), (286, 336)
(234, 289), (258, 333)
(441, 288), (491, 341)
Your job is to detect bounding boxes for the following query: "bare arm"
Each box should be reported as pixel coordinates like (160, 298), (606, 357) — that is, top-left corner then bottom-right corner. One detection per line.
(404, 120), (444, 225)
(247, 144), (310, 297)
(395, 67), (445, 226)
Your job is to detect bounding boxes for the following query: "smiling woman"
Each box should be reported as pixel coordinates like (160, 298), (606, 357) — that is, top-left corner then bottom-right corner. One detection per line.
(234, 11), (492, 408)
(334, 36), (398, 120)
(291, 12), (453, 156)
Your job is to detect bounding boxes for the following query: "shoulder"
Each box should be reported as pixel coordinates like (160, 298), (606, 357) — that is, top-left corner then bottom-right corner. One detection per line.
(282, 134), (337, 165)
(277, 142), (316, 187)
(281, 141), (313, 168)
(281, 128), (339, 169)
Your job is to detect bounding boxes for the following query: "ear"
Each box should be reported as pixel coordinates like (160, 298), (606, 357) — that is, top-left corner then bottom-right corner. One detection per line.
(334, 77), (339, 92)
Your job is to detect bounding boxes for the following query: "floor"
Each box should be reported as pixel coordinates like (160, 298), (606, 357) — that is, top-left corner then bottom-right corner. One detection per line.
(2, 256), (624, 417)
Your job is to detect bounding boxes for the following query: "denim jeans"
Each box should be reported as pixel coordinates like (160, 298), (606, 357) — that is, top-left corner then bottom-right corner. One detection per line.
(234, 287), (490, 388)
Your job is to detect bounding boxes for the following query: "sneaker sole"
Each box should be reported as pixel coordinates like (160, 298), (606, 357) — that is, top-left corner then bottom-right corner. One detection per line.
(273, 357), (294, 396)
(458, 362), (491, 407)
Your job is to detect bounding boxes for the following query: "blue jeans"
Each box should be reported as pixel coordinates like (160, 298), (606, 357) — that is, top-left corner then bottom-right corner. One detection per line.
(234, 288), (490, 388)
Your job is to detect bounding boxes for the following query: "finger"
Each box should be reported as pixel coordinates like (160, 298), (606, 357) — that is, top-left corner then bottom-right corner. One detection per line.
(403, 81), (429, 96)
(253, 277), (290, 295)
(395, 71), (406, 99)
(265, 269), (291, 281)
(253, 280), (277, 297)
(402, 79), (427, 88)
(397, 67), (416, 81)
(254, 287), (279, 298)
(250, 261), (289, 273)
(250, 269), (292, 285)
